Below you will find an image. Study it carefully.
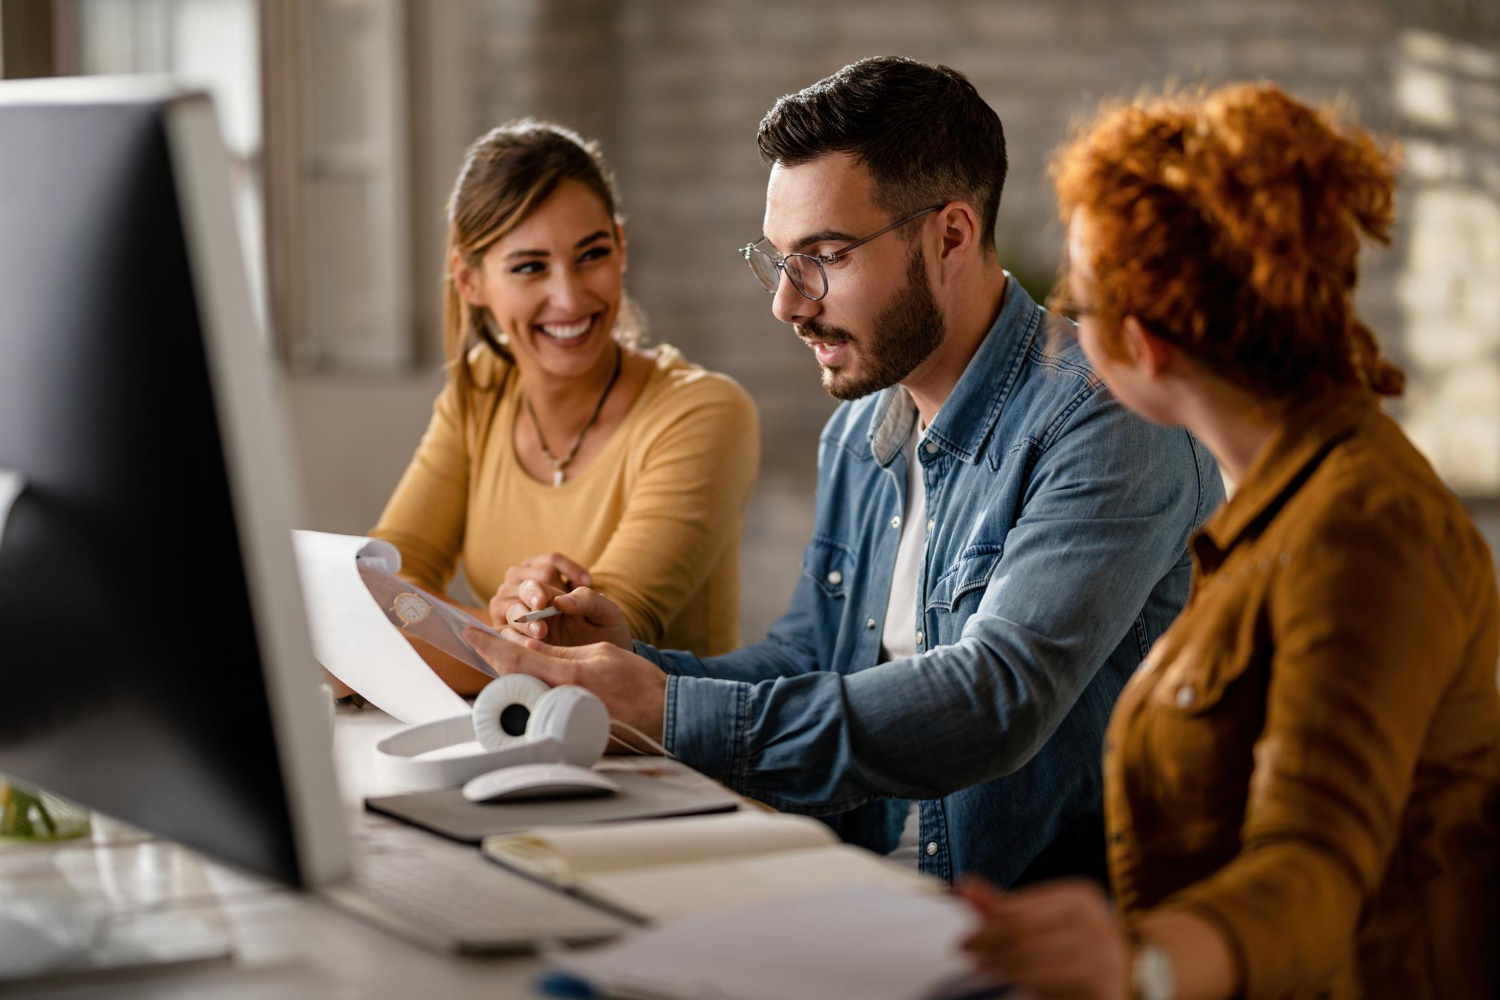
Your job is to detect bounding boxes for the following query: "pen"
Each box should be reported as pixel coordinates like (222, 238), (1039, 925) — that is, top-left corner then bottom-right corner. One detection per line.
(516, 606), (562, 624)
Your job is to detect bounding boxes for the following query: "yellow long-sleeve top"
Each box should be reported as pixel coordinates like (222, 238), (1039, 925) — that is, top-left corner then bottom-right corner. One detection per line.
(371, 344), (760, 656)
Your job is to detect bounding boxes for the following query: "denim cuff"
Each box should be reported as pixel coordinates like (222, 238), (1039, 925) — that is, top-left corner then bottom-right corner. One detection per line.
(632, 639), (667, 670)
(664, 674), (749, 785)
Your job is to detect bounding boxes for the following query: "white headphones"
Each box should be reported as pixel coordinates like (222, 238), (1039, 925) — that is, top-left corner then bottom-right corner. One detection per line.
(373, 674), (610, 789)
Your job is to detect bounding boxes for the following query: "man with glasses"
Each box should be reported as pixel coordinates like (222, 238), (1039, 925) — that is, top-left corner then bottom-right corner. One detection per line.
(468, 56), (1222, 889)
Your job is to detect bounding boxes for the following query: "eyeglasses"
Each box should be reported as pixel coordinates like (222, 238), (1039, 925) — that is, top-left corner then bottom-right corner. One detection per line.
(1044, 294), (1095, 323)
(740, 205), (945, 302)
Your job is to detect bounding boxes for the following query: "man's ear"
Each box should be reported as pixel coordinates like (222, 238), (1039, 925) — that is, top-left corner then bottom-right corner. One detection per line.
(1122, 316), (1175, 378)
(451, 248), (485, 307)
(935, 201), (979, 283)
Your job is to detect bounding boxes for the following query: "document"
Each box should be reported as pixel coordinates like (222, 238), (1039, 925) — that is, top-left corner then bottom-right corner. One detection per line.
(484, 811), (938, 921)
(290, 530), (471, 725)
(543, 883), (1003, 1000)
(0, 468), (22, 553)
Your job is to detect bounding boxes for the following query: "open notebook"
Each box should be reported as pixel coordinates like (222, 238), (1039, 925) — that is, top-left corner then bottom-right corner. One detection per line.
(481, 811), (937, 922)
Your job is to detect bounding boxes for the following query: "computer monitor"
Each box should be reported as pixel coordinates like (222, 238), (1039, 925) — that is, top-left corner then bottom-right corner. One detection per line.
(0, 78), (347, 888)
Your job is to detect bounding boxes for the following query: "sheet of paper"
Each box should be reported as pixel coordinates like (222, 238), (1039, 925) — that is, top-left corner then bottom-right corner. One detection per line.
(0, 468), (23, 553)
(290, 530), (469, 725)
(548, 883), (1001, 1000)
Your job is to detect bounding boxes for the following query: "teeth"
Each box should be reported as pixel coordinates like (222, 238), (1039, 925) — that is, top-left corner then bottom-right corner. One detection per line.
(539, 318), (591, 340)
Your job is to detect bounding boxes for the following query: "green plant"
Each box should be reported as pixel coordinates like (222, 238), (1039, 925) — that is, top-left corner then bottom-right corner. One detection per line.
(0, 777), (90, 842)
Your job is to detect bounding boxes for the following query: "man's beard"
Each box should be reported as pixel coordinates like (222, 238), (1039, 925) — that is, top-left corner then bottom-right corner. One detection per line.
(801, 244), (945, 402)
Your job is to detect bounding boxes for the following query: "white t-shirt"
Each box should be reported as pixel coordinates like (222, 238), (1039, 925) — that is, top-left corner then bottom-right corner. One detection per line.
(882, 419), (928, 866)
(880, 425), (927, 662)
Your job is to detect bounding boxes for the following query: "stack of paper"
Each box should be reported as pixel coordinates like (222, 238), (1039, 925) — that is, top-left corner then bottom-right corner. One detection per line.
(542, 883), (1005, 1000)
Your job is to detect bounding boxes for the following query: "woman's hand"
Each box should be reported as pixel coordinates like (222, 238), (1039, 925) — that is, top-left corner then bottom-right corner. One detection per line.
(491, 578), (633, 650)
(958, 878), (1131, 1000)
(490, 552), (593, 613)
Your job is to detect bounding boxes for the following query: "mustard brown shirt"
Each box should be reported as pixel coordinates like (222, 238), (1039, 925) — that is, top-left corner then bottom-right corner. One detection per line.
(371, 344), (760, 656)
(1104, 389), (1500, 999)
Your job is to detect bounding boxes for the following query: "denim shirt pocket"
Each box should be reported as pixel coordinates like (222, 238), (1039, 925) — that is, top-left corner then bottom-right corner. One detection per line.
(802, 534), (853, 600)
(925, 543), (1003, 613)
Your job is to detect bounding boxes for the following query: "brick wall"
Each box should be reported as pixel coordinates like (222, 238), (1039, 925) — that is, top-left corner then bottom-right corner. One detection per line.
(372, 0), (1500, 633)
(410, 0), (1499, 497)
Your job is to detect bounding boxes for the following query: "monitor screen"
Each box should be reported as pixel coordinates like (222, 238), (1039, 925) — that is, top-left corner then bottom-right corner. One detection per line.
(0, 80), (345, 886)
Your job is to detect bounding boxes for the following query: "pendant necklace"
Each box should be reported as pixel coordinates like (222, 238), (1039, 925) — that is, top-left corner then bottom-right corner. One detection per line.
(523, 342), (624, 487)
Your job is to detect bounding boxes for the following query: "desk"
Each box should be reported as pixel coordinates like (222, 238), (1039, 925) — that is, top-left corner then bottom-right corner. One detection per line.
(1, 705), (660, 999)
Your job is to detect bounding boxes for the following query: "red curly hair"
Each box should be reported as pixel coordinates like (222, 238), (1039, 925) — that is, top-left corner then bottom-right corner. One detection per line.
(1053, 83), (1404, 398)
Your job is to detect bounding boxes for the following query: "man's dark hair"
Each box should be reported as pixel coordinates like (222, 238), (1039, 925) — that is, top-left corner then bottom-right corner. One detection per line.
(757, 56), (1007, 254)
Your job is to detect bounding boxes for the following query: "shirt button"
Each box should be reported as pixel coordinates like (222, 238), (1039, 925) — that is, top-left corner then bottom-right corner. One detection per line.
(925, 842), (939, 857)
(890, 515), (901, 529)
(1176, 685), (1196, 709)
(923, 440), (940, 455)
(866, 618), (876, 630)
(915, 630), (924, 645)
(826, 570), (843, 586)
(926, 518), (934, 533)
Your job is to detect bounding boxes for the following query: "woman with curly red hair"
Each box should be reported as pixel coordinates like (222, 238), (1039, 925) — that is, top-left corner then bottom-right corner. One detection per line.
(960, 83), (1500, 1000)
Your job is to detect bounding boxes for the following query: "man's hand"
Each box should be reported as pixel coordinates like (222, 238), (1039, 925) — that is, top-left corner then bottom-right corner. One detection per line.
(490, 579), (633, 650)
(463, 626), (667, 746)
(490, 552), (593, 612)
(958, 878), (1130, 1000)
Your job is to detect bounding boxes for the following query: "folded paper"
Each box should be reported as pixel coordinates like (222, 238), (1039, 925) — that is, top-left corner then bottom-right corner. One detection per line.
(290, 530), (470, 725)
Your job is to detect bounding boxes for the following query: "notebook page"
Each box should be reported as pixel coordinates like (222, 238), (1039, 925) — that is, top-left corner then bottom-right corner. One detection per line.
(584, 844), (939, 920)
(487, 811), (837, 882)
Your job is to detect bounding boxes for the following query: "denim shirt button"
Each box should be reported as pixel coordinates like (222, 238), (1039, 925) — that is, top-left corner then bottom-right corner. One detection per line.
(826, 570), (843, 586)
(926, 518), (934, 533)
(923, 440), (940, 455)
(890, 515), (901, 529)
(865, 618), (876, 630)
(915, 630), (924, 645)
(925, 841), (939, 857)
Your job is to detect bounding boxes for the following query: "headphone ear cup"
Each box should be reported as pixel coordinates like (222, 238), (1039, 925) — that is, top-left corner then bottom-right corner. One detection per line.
(527, 686), (610, 767)
(471, 674), (551, 750)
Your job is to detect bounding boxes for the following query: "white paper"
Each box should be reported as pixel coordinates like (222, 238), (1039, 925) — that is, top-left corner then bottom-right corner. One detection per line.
(290, 530), (469, 725)
(0, 468), (23, 553)
(549, 884), (1000, 1000)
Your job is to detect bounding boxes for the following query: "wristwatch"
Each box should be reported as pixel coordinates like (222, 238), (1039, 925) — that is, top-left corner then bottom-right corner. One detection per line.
(1132, 941), (1176, 1000)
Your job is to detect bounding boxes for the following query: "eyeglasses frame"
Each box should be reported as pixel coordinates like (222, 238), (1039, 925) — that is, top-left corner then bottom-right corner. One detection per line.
(1044, 294), (1095, 323)
(740, 204), (947, 302)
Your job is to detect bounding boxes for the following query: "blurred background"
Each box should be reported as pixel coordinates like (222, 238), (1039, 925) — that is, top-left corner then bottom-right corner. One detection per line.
(2, 0), (1497, 637)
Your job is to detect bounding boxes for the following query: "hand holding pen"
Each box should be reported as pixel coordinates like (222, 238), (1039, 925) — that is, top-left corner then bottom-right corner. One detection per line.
(490, 577), (635, 651)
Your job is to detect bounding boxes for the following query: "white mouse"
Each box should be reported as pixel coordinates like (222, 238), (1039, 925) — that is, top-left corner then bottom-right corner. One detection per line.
(461, 763), (620, 803)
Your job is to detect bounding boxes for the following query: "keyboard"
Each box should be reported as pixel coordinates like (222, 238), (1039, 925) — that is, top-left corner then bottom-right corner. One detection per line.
(320, 816), (635, 955)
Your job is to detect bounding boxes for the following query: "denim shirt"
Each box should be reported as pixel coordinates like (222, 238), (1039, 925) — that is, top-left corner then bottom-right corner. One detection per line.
(637, 277), (1223, 886)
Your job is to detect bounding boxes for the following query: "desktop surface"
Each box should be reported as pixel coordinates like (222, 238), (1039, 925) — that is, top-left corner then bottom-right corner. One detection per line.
(0, 706), (620, 999)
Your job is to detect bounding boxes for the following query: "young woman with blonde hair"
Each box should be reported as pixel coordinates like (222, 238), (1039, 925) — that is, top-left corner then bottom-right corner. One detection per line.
(961, 83), (1500, 1000)
(371, 121), (759, 693)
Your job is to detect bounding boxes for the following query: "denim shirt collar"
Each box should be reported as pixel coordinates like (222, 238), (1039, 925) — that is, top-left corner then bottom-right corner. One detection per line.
(868, 274), (1040, 467)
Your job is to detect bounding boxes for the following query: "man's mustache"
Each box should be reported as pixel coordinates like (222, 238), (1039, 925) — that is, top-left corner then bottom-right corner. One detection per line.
(796, 323), (853, 343)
